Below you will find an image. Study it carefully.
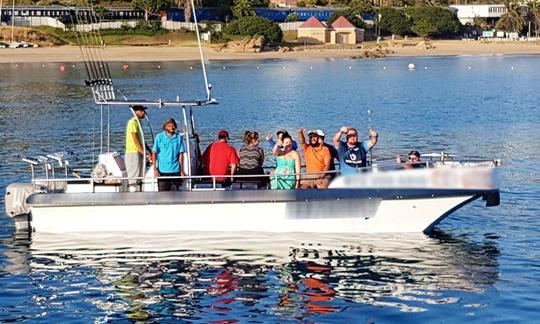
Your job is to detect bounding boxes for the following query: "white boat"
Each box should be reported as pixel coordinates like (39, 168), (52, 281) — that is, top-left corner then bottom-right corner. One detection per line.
(3, 5), (500, 235)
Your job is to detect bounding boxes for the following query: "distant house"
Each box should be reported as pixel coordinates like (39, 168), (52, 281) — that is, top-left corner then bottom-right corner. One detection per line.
(298, 16), (364, 45)
(298, 16), (328, 44)
(269, 0), (298, 7)
(329, 16), (361, 45)
(450, 5), (508, 25)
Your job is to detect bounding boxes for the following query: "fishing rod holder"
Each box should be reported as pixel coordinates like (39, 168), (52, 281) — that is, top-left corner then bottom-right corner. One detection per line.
(22, 153), (70, 185)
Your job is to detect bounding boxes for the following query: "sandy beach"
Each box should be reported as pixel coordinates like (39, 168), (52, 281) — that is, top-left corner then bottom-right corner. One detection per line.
(1, 40), (540, 63)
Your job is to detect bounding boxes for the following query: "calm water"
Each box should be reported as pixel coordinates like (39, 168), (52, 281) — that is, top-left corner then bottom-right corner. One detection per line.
(0, 55), (539, 322)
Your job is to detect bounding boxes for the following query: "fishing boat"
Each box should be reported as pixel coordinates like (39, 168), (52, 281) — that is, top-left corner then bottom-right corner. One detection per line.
(3, 4), (500, 235)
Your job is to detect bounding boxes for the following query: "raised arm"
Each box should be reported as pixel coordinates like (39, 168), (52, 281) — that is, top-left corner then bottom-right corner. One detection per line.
(368, 128), (378, 150)
(266, 134), (276, 150)
(333, 126), (348, 149)
(297, 129), (306, 145)
(272, 143), (285, 156)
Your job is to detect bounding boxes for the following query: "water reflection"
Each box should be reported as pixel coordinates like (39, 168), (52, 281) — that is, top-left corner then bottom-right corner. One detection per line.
(1, 231), (499, 321)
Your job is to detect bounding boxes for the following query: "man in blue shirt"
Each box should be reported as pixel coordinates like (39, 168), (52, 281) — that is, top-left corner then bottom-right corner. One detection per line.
(266, 129), (298, 151)
(333, 126), (378, 175)
(152, 118), (186, 191)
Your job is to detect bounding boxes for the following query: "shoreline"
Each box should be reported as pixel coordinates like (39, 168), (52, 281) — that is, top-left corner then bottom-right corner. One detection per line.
(2, 40), (540, 63)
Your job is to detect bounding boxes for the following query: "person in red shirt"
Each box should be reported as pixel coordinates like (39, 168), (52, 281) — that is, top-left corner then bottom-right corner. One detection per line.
(201, 130), (239, 185)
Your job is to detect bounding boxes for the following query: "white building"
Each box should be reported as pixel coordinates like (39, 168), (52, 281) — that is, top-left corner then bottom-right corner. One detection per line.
(450, 5), (508, 25)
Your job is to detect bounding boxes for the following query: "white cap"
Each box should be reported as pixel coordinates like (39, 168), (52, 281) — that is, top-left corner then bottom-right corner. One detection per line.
(308, 129), (325, 137)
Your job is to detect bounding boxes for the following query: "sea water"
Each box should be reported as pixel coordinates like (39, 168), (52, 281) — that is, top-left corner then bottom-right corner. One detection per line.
(0, 56), (539, 322)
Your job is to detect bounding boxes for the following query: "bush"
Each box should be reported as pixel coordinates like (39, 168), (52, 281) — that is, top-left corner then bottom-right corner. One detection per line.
(297, 1), (306, 7)
(327, 10), (364, 28)
(285, 13), (300, 22)
(405, 6), (461, 38)
(223, 16), (283, 42)
(201, 20), (225, 41)
(136, 20), (161, 31)
(201, 20), (224, 33)
(379, 7), (411, 36)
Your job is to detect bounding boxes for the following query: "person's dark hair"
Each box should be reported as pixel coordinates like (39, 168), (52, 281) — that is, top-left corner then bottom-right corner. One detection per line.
(132, 105), (147, 112)
(276, 129), (286, 136)
(408, 150), (421, 159)
(281, 133), (292, 143)
(243, 130), (259, 145)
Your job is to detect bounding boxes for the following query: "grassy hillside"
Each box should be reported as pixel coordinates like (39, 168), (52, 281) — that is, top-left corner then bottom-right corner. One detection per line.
(1, 26), (199, 46)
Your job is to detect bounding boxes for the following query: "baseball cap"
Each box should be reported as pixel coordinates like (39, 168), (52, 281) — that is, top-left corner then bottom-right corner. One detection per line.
(218, 130), (229, 139)
(308, 129), (325, 137)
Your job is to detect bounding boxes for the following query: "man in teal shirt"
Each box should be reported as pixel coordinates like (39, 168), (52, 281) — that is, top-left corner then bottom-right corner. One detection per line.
(151, 118), (186, 191)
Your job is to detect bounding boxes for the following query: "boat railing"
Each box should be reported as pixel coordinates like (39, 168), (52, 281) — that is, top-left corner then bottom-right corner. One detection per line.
(29, 169), (347, 193)
(24, 154), (500, 193)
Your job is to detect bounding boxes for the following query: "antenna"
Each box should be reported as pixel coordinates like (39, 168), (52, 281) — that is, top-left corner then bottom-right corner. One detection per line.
(190, 0), (212, 101)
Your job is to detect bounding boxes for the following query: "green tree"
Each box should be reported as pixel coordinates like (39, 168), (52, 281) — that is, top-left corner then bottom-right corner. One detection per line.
(496, 10), (525, 33)
(472, 16), (490, 30)
(232, 0), (255, 18)
(327, 10), (364, 28)
(530, 1), (540, 37)
(223, 16), (282, 42)
(495, 0), (525, 33)
(132, 0), (171, 21)
(349, 0), (375, 16)
(172, 0), (203, 23)
(406, 6), (461, 38)
(251, 0), (268, 6)
(379, 6), (411, 36)
(285, 13), (300, 22)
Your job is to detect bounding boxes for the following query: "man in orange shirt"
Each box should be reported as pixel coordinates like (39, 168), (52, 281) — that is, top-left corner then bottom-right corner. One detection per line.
(297, 129), (332, 189)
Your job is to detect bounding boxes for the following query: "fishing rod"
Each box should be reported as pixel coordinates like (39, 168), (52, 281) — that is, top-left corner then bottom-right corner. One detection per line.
(368, 109), (373, 166)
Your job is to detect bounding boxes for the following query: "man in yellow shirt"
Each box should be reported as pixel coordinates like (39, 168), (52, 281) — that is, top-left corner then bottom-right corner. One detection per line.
(125, 105), (147, 191)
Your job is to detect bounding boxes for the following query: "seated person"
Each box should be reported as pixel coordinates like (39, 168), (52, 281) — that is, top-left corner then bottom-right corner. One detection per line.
(297, 129), (332, 189)
(270, 134), (301, 190)
(333, 126), (378, 175)
(201, 130), (239, 186)
(237, 131), (267, 187)
(396, 150), (425, 169)
(266, 129), (298, 151)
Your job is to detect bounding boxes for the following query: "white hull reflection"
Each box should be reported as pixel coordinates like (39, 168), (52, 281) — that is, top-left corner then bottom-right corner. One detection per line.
(24, 232), (499, 315)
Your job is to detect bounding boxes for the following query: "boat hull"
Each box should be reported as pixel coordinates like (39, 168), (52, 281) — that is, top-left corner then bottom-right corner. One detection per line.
(26, 189), (498, 234)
